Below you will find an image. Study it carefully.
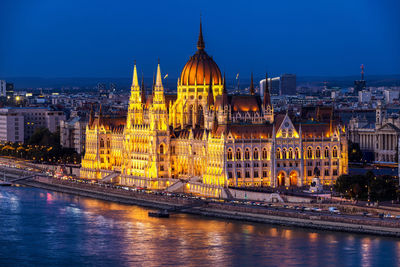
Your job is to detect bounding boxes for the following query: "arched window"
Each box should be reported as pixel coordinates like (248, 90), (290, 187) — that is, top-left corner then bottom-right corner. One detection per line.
(262, 148), (268, 159)
(276, 148), (281, 159)
(253, 148), (259, 160)
(160, 144), (164, 154)
(295, 148), (299, 159)
(307, 147), (313, 159)
(100, 138), (105, 148)
(227, 148), (233, 160)
(282, 148), (287, 159)
(316, 147), (321, 158)
(325, 147), (329, 158)
(288, 148), (293, 159)
(245, 148), (250, 160)
(236, 148), (242, 160)
(333, 147), (338, 158)
(107, 139), (110, 148)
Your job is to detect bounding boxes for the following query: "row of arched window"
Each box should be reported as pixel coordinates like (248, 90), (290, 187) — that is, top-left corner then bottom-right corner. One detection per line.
(306, 146), (338, 159)
(227, 146), (339, 161)
(276, 147), (300, 159)
(227, 147), (269, 160)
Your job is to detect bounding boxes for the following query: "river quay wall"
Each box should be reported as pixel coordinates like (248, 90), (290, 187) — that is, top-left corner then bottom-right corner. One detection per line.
(15, 177), (400, 238)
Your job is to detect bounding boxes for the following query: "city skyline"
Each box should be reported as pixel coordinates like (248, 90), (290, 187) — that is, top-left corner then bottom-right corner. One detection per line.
(1, 0), (400, 79)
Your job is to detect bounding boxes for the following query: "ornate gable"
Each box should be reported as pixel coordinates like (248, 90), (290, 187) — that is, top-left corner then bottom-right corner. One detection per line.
(276, 114), (299, 138)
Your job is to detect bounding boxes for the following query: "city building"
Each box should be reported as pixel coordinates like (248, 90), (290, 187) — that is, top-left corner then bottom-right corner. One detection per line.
(0, 107), (65, 141)
(0, 109), (25, 142)
(280, 74), (297, 95)
(358, 90), (372, 103)
(354, 64), (366, 96)
(0, 80), (6, 97)
(384, 89), (399, 104)
(260, 77), (280, 97)
(260, 74), (296, 97)
(80, 23), (348, 197)
(348, 102), (399, 163)
(6, 82), (14, 98)
(60, 116), (88, 154)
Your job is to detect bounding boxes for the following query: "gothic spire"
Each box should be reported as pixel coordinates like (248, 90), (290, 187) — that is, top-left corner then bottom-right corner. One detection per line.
(131, 61), (139, 89)
(263, 72), (272, 108)
(250, 72), (255, 95)
(197, 17), (205, 50)
(155, 60), (163, 89)
(141, 73), (146, 104)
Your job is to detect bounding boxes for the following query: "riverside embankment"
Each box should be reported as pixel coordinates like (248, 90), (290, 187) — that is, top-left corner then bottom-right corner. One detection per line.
(13, 176), (400, 238)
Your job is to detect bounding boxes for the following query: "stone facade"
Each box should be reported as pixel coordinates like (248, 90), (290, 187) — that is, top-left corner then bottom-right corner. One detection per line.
(348, 103), (400, 163)
(80, 24), (348, 196)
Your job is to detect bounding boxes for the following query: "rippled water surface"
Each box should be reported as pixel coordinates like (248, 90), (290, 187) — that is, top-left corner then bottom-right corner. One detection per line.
(1, 186), (400, 267)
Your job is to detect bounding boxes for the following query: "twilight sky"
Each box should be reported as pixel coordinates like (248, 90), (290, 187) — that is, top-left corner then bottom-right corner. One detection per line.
(0, 0), (399, 79)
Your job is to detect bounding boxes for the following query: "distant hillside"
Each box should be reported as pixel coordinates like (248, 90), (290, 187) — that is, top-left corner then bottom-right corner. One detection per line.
(4, 74), (400, 90)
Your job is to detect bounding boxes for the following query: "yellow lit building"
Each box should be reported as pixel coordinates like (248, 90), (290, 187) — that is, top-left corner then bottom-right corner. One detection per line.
(80, 22), (348, 197)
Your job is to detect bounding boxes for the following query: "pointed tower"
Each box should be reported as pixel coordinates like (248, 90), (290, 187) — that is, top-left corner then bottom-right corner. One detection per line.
(263, 72), (274, 123)
(149, 61), (168, 131)
(127, 62), (145, 127)
(250, 72), (255, 95)
(197, 17), (205, 50)
(141, 74), (146, 104)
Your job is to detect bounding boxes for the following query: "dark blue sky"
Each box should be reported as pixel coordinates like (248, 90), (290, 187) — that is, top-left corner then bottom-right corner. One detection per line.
(1, 0), (399, 79)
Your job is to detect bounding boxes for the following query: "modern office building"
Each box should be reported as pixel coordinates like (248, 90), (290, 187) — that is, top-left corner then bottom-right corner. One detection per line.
(0, 109), (25, 142)
(60, 117), (88, 154)
(280, 74), (297, 95)
(0, 80), (6, 97)
(0, 107), (65, 141)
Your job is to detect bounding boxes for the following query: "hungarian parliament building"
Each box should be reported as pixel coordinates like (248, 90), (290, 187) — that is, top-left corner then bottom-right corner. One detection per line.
(80, 22), (348, 197)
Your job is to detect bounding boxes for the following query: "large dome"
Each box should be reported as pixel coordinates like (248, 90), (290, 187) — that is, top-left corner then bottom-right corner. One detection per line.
(179, 22), (222, 86)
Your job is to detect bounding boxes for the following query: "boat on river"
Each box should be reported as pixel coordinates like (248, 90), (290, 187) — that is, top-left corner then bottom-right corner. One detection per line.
(148, 210), (170, 218)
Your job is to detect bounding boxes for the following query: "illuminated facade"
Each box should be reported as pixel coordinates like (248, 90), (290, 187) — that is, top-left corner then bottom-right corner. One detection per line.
(80, 22), (348, 196)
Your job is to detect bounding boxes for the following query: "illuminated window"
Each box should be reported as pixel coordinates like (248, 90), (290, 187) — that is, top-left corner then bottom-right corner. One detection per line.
(316, 147), (321, 158)
(253, 148), (259, 160)
(276, 148), (281, 159)
(288, 129), (293, 138)
(245, 148), (250, 160)
(307, 147), (313, 158)
(325, 147), (329, 158)
(333, 147), (338, 158)
(160, 144), (164, 154)
(295, 148), (299, 159)
(288, 148), (293, 159)
(236, 148), (242, 160)
(100, 139), (104, 148)
(282, 148), (287, 159)
(262, 148), (268, 159)
(227, 148), (233, 160)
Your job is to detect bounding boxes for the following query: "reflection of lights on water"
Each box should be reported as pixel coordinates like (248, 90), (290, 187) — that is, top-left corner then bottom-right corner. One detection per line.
(308, 232), (318, 242)
(361, 237), (372, 267)
(46, 193), (53, 204)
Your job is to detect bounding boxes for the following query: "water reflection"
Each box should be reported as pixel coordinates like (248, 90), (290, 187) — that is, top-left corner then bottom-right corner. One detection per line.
(1, 186), (400, 267)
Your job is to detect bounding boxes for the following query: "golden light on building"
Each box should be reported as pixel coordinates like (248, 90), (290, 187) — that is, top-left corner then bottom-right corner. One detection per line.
(79, 21), (348, 197)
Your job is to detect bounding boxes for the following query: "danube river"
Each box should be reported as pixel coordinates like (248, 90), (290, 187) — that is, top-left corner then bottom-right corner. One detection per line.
(1, 186), (400, 267)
